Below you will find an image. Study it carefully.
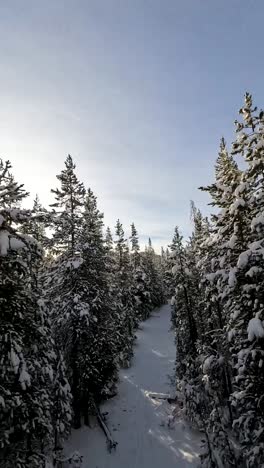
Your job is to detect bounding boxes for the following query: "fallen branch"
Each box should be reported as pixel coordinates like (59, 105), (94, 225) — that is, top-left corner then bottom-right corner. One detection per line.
(147, 391), (179, 404)
(147, 392), (170, 400)
(92, 402), (118, 453)
(53, 450), (83, 467)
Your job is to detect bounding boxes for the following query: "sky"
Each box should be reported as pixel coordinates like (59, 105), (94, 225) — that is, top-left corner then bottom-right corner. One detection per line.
(0, 0), (264, 250)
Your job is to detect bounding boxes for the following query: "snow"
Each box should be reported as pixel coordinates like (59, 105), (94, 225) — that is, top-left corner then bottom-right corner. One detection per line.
(246, 266), (262, 277)
(228, 268), (237, 288)
(228, 234), (237, 249)
(237, 250), (251, 269)
(228, 329), (235, 342)
(170, 296), (176, 306)
(234, 182), (247, 196)
(0, 230), (9, 255)
(203, 355), (215, 373)
(66, 305), (201, 467)
(10, 349), (20, 373)
(9, 237), (25, 251)
(19, 364), (31, 390)
(66, 258), (84, 269)
(0, 230), (27, 255)
(229, 198), (245, 214)
(247, 317), (264, 341)
(251, 213), (264, 230)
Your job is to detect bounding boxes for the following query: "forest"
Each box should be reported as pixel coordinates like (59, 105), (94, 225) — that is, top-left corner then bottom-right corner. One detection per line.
(0, 153), (165, 466)
(1, 94), (264, 468)
(168, 94), (264, 467)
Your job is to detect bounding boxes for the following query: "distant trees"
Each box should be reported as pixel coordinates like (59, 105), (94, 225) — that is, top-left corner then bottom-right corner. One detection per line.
(0, 155), (164, 466)
(170, 94), (264, 468)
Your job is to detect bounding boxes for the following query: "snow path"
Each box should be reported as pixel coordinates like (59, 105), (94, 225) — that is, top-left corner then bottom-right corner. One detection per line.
(66, 304), (201, 467)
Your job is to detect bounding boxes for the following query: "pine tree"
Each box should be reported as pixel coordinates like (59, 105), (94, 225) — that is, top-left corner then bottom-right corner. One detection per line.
(130, 222), (140, 268)
(225, 94), (264, 467)
(105, 226), (113, 250)
(21, 194), (49, 246)
(143, 238), (164, 311)
(169, 227), (198, 373)
(0, 159), (55, 467)
(50, 154), (85, 254)
(114, 219), (136, 366)
(77, 189), (118, 414)
(52, 350), (72, 456)
(47, 155), (86, 428)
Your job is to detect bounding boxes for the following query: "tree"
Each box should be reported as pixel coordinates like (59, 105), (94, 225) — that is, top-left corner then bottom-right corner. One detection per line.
(50, 154), (85, 255)
(47, 155), (86, 428)
(21, 194), (49, 246)
(0, 159), (55, 467)
(114, 219), (136, 366)
(143, 238), (164, 311)
(130, 222), (140, 268)
(226, 94), (264, 467)
(77, 189), (118, 414)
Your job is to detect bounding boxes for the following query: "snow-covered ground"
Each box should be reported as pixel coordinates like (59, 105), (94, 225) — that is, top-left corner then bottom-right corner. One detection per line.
(66, 304), (201, 467)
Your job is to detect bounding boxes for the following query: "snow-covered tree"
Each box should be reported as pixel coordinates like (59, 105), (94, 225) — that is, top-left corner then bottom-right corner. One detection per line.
(143, 238), (164, 311)
(225, 94), (264, 467)
(130, 222), (140, 268)
(47, 155), (87, 428)
(0, 159), (55, 467)
(76, 189), (118, 412)
(114, 219), (136, 366)
(21, 194), (49, 246)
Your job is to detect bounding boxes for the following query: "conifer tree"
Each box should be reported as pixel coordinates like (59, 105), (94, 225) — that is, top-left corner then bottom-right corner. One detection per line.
(21, 194), (48, 245)
(169, 227), (197, 371)
(130, 222), (140, 268)
(0, 160), (55, 467)
(129, 223), (149, 321)
(47, 155), (86, 428)
(114, 219), (136, 366)
(77, 189), (118, 412)
(226, 94), (264, 467)
(143, 238), (164, 310)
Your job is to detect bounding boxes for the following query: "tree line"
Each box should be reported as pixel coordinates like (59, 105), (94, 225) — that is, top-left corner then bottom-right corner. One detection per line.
(0, 155), (165, 467)
(168, 94), (264, 467)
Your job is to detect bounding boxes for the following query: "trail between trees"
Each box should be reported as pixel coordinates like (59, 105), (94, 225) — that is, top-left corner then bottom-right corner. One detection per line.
(66, 304), (201, 467)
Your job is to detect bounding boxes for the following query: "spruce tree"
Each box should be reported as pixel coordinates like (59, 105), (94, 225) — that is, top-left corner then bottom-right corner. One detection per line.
(77, 189), (118, 413)
(226, 94), (264, 467)
(0, 160), (55, 467)
(129, 223), (149, 321)
(143, 238), (164, 311)
(169, 226), (197, 373)
(130, 222), (140, 268)
(114, 219), (136, 366)
(47, 155), (86, 428)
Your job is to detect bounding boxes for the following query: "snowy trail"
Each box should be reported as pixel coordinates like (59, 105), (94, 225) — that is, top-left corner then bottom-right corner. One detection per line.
(66, 304), (201, 467)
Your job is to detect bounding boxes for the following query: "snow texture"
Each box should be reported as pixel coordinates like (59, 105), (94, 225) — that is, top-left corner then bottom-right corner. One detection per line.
(228, 268), (237, 288)
(170, 296), (176, 305)
(237, 250), (251, 269)
(203, 355), (215, 373)
(66, 305), (201, 467)
(0, 230), (26, 255)
(247, 317), (264, 341)
(251, 213), (264, 230)
(0, 230), (9, 255)
(66, 258), (84, 269)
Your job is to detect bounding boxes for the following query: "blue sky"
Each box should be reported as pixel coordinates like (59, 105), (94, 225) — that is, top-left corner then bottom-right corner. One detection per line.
(1, 0), (263, 250)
